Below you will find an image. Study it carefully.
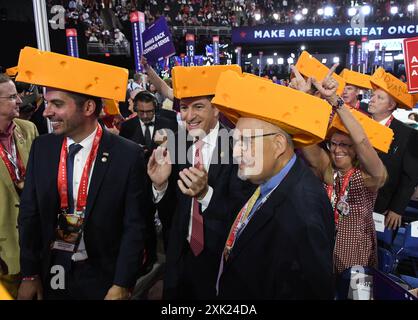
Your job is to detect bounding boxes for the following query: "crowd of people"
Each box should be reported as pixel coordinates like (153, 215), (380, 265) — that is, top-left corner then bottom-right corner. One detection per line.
(1, 42), (418, 301)
(82, 0), (418, 27)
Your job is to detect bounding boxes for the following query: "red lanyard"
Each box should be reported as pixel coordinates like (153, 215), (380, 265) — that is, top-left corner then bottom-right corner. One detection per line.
(57, 125), (102, 213)
(384, 115), (394, 127)
(0, 138), (25, 184)
(326, 168), (355, 224)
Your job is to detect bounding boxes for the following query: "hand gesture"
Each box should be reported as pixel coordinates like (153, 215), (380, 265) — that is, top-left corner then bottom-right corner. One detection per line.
(289, 65), (313, 94)
(311, 63), (339, 101)
(147, 146), (172, 190)
(178, 166), (209, 199)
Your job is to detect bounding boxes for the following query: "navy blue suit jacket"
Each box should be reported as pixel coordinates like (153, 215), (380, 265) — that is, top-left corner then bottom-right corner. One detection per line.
(18, 128), (148, 288)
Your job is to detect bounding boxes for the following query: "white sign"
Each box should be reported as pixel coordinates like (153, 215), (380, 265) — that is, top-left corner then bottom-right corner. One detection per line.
(373, 212), (385, 232)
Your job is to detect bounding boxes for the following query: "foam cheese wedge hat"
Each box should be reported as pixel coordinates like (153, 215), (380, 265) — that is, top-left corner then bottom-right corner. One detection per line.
(15, 47), (128, 101)
(103, 99), (120, 115)
(295, 51), (346, 96)
(211, 71), (332, 147)
(5, 66), (18, 77)
(370, 67), (414, 109)
(172, 65), (242, 99)
(339, 69), (372, 90)
(0, 283), (12, 300)
(328, 106), (393, 153)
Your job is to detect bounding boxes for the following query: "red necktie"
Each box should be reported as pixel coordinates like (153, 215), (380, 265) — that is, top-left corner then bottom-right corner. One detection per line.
(189, 139), (204, 256)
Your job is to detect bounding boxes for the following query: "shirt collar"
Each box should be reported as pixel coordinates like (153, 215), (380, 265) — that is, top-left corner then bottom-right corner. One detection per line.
(259, 154), (297, 198)
(378, 115), (392, 126)
(201, 121), (220, 147)
(0, 121), (16, 137)
(67, 126), (98, 150)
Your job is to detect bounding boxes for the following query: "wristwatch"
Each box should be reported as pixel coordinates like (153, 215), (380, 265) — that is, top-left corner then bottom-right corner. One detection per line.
(332, 96), (345, 110)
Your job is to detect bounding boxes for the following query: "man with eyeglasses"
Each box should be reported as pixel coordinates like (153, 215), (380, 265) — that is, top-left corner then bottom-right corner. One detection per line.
(0, 73), (38, 298)
(120, 90), (178, 161)
(212, 70), (335, 299)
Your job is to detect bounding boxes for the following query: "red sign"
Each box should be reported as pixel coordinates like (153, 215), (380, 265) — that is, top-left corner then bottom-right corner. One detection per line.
(66, 28), (77, 37)
(129, 12), (139, 23)
(403, 36), (418, 93)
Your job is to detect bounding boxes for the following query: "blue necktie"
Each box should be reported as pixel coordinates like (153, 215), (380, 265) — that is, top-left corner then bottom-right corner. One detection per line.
(67, 143), (83, 214)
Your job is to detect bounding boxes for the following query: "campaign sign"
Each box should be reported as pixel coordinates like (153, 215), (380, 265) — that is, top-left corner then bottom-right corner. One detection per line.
(213, 36), (220, 65)
(186, 34), (195, 66)
(349, 41), (355, 67)
(66, 28), (79, 57)
(130, 11), (145, 72)
(403, 36), (418, 93)
(142, 17), (176, 66)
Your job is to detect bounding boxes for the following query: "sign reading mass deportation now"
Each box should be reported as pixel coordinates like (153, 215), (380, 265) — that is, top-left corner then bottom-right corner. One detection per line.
(233, 21), (418, 44)
(142, 17), (176, 65)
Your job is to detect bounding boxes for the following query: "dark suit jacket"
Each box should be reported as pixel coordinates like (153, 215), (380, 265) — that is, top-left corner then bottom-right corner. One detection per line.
(218, 157), (335, 300)
(18, 128), (148, 289)
(158, 124), (255, 299)
(374, 118), (418, 215)
(119, 115), (178, 257)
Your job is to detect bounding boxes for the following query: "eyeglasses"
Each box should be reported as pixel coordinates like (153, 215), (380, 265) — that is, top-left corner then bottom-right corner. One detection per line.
(326, 140), (353, 150)
(233, 132), (280, 151)
(0, 94), (19, 101)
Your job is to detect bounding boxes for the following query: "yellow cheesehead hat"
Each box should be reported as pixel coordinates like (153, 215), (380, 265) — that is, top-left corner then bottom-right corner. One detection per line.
(15, 47), (128, 102)
(0, 283), (12, 300)
(370, 67), (414, 109)
(211, 71), (332, 147)
(172, 65), (242, 99)
(103, 99), (120, 116)
(295, 51), (346, 96)
(339, 69), (372, 90)
(328, 107), (393, 153)
(5, 66), (18, 77)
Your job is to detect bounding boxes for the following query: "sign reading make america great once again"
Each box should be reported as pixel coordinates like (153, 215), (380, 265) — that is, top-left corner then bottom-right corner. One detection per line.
(233, 21), (418, 44)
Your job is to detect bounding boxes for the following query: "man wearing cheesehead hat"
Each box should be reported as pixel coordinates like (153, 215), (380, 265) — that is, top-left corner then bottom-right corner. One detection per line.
(147, 65), (255, 299)
(339, 68), (372, 115)
(211, 71), (335, 299)
(16, 47), (149, 300)
(369, 67), (418, 230)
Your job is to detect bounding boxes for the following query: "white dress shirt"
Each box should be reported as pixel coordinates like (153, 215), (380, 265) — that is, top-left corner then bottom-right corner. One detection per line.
(66, 127), (98, 261)
(152, 122), (220, 241)
(140, 116), (156, 141)
(379, 115), (392, 127)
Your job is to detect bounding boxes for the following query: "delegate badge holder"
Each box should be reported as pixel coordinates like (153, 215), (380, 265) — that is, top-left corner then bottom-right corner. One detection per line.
(51, 211), (84, 253)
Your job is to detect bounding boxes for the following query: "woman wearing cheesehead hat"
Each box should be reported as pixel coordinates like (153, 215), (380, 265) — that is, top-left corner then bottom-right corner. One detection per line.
(291, 64), (388, 275)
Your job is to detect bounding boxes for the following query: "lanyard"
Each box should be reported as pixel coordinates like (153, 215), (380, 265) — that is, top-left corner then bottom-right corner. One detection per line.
(57, 125), (102, 213)
(224, 154), (296, 260)
(384, 115), (394, 127)
(0, 137), (25, 184)
(326, 168), (355, 225)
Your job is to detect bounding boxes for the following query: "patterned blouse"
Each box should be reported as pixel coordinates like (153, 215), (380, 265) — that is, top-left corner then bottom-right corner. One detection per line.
(325, 168), (378, 274)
